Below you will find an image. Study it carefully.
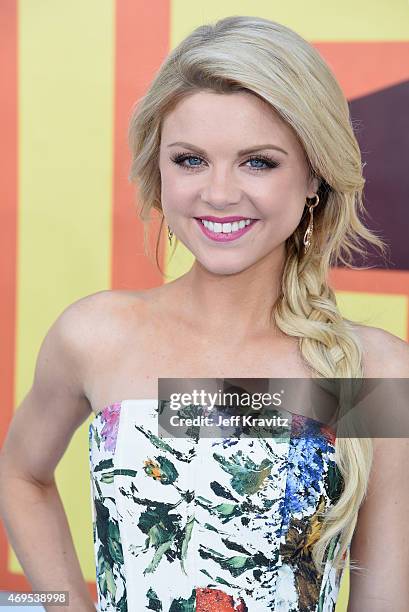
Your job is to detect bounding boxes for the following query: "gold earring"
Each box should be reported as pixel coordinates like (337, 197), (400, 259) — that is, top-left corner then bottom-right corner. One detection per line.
(303, 194), (319, 254)
(167, 226), (173, 246)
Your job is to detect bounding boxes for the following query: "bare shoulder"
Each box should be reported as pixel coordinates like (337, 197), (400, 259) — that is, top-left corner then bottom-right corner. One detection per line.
(63, 288), (149, 335)
(32, 289), (146, 404)
(351, 322), (409, 377)
(64, 287), (147, 317)
(0, 289), (152, 484)
(60, 287), (155, 364)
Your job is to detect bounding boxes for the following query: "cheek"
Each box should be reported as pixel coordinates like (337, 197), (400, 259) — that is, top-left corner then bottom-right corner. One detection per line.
(256, 170), (306, 219)
(160, 167), (196, 209)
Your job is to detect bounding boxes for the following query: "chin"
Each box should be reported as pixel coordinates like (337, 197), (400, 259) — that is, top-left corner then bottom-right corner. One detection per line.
(197, 258), (254, 276)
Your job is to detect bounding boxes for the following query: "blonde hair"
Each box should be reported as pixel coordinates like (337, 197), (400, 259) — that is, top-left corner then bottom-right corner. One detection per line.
(127, 15), (389, 573)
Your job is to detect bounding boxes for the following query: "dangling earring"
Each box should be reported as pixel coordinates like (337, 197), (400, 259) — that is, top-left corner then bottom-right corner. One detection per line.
(167, 225), (174, 246)
(303, 194), (319, 254)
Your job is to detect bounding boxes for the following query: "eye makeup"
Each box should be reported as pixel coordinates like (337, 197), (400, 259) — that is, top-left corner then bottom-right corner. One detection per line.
(170, 151), (280, 172)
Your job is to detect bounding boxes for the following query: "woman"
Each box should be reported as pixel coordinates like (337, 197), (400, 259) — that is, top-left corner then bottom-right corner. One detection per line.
(1, 14), (408, 612)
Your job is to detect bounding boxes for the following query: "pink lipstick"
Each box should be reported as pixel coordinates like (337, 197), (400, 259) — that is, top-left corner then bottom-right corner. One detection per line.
(194, 216), (259, 243)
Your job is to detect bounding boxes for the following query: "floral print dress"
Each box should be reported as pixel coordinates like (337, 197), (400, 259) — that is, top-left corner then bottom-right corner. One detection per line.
(88, 399), (347, 611)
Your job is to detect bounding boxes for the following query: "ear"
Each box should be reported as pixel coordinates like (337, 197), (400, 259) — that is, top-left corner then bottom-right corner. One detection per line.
(306, 174), (320, 199)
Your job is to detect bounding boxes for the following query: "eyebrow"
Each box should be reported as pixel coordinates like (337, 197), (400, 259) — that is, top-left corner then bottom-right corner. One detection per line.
(167, 141), (288, 156)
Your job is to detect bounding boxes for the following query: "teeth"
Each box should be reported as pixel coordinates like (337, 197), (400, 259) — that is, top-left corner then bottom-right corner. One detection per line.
(200, 219), (252, 234)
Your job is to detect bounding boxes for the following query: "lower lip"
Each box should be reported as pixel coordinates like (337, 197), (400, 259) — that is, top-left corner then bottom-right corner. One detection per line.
(195, 218), (259, 242)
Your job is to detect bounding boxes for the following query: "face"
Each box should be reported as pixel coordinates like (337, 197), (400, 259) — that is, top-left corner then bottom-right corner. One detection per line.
(159, 90), (319, 275)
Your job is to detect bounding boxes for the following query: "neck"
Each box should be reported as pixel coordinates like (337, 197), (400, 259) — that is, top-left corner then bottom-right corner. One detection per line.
(172, 246), (287, 340)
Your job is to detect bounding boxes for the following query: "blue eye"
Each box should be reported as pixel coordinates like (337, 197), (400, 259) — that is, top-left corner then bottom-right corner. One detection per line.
(247, 155), (278, 170)
(170, 152), (279, 172)
(173, 154), (202, 169)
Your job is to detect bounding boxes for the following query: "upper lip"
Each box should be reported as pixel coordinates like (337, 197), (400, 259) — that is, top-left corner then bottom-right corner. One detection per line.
(195, 215), (257, 222)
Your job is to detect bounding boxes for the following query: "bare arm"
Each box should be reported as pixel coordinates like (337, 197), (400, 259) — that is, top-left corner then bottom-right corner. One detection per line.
(348, 437), (409, 611)
(348, 329), (409, 611)
(0, 296), (99, 611)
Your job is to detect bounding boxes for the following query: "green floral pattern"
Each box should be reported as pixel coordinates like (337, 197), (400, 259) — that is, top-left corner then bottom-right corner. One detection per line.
(88, 400), (347, 611)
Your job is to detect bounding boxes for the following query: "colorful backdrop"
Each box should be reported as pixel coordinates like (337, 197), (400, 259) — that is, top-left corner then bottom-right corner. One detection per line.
(1, 1), (408, 608)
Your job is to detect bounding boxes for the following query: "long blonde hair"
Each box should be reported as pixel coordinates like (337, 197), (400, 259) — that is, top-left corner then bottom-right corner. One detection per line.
(127, 15), (389, 573)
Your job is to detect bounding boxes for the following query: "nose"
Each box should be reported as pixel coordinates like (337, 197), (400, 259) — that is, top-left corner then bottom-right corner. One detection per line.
(200, 167), (241, 209)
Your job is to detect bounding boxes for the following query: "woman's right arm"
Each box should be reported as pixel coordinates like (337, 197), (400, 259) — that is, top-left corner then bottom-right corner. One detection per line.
(0, 297), (99, 611)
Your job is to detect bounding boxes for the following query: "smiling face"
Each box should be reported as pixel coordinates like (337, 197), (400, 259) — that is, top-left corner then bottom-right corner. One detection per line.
(159, 90), (319, 275)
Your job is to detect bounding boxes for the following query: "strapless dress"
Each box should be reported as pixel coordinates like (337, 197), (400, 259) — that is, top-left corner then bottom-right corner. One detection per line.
(88, 399), (347, 611)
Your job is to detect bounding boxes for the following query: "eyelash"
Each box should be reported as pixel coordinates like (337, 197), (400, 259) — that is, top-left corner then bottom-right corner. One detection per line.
(170, 152), (280, 172)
